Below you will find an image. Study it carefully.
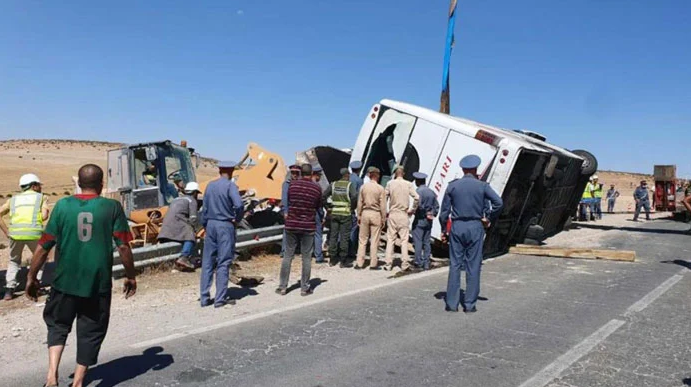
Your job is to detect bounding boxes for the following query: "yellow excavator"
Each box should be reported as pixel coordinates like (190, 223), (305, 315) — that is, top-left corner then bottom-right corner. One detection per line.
(104, 140), (287, 245)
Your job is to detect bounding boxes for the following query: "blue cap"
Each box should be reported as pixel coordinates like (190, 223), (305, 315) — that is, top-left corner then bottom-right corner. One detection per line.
(289, 164), (301, 172)
(218, 160), (238, 168)
(460, 155), (481, 169)
(313, 166), (323, 173)
(349, 160), (363, 170)
(412, 172), (427, 180)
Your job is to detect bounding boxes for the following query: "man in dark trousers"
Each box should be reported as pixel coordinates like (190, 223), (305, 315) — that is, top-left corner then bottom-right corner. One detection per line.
(25, 164), (137, 387)
(633, 180), (651, 222)
(412, 172), (439, 270)
(311, 166), (326, 263)
(440, 155), (503, 313)
(280, 165), (301, 258)
(200, 161), (244, 308)
(277, 163), (323, 296)
(348, 160), (364, 259)
(323, 168), (358, 267)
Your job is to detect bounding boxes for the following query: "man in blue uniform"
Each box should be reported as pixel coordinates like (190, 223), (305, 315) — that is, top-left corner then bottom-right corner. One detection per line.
(280, 165), (301, 258)
(439, 155), (503, 313)
(348, 160), (364, 259)
(412, 172), (439, 270)
(633, 180), (651, 222)
(200, 161), (244, 308)
(312, 166), (326, 263)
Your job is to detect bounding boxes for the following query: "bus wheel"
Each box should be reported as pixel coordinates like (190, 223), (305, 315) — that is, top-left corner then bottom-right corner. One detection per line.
(572, 149), (598, 176)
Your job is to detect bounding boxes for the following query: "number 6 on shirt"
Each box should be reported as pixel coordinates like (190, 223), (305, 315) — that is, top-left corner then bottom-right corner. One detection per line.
(77, 212), (93, 242)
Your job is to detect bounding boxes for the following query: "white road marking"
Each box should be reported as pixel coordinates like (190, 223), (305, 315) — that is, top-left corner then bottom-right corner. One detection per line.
(623, 273), (684, 317)
(517, 319), (626, 387)
(519, 269), (687, 387)
(131, 268), (445, 349)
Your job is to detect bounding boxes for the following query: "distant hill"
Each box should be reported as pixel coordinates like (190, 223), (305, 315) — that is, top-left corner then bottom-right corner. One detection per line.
(0, 139), (218, 198)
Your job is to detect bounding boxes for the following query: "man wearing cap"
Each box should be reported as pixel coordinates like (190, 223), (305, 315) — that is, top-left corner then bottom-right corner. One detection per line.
(311, 166), (326, 263)
(355, 167), (386, 270)
(633, 180), (651, 222)
(440, 155), (503, 313)
(412, 172), (439, 270)
(158, 182), (201, 271)
(200, 161), (244, 308)
(348, 160), (364, 260)
(323, 168), (358, 267)
(280, 165), (301, 259)
(384, 165), (419, 271)
(0, 173), (49, 301)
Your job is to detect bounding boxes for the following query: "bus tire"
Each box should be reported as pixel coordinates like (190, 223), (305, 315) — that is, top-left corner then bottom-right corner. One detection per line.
(572, 149), (598, 176)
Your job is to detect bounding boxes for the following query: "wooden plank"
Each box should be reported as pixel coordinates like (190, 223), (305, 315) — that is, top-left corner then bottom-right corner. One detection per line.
(510, 245), (636, 262)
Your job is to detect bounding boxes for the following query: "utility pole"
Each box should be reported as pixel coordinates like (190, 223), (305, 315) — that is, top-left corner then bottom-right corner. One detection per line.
(440, 0), (458, 114)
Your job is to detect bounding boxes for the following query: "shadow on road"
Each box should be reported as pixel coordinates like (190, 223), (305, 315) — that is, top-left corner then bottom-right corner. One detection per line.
(73, 346), (173, 387)
(661, 260), (691, 271)
(286, 278), (328, 294)
(575, 223), (690, 236)
(683, 377), (691, 386)
(227, 287), (259, 301)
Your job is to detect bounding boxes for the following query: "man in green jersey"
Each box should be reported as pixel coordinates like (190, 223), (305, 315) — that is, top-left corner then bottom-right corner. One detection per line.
(25, 164), (137, 387)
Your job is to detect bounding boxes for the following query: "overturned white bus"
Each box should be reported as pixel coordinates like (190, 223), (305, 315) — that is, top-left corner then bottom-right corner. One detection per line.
(349, 100), (597, 257)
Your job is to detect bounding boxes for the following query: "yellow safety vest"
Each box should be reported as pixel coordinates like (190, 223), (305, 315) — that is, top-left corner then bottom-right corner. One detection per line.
(593, 185), (603, 198)
(331, 181), (352, 217)
(582, 184), (593, 199)
(8, 191), (44, 241)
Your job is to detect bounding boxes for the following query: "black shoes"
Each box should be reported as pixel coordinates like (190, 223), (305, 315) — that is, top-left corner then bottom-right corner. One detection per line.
(354, 265), (363, 270)
(214, 299), (236, 308)
(464, 307), (477, 313)
(445, 306), (459, 313)
(301, 289), (313, 297)
(369, 266), (381, 271)
(275, 287), (287, 296)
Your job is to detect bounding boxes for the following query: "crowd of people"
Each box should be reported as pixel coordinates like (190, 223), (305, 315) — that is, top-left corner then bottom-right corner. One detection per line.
(0, 155), (505, 386)
(579, 175), (691, 223)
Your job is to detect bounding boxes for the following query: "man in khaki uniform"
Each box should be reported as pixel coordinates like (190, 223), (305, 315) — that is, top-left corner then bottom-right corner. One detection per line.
(0, 174), (49, 300)
(355, 167), (387, 270)
(384, 166), (419, 271)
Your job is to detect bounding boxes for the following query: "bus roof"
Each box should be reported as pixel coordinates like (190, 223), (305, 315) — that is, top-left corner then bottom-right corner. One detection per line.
(380, 99), (583, 160)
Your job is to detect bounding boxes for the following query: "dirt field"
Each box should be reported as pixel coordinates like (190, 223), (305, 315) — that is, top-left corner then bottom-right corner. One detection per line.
(595, 170), (656, 212)
(0, 139), (219, 268)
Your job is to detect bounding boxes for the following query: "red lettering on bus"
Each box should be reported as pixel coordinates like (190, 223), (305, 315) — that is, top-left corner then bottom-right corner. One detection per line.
(434, 155), (453, 193)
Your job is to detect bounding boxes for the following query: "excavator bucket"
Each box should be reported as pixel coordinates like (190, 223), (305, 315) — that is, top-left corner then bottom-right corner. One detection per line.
(233, 143), (286, 199)
(199, 143), (286, 200)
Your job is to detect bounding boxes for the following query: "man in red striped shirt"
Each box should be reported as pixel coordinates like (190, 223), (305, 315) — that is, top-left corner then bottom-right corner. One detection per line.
(277, 164), (323, 296)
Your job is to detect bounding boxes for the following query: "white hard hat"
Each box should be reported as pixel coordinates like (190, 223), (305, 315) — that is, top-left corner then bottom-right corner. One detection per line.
(184, 182), (200, 193)
(19, 173), (41, 187)
(592, 174), (599, 180)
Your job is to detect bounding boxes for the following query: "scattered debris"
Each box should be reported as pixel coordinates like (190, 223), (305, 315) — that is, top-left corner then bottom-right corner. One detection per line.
(509, 245), (636, 262)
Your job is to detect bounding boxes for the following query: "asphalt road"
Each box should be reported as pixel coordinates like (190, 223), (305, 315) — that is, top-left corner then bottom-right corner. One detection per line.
(8, 218), (691, 387)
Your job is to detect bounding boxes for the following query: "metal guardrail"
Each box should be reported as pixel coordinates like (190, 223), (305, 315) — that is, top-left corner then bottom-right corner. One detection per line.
(112, 225), (284, 277)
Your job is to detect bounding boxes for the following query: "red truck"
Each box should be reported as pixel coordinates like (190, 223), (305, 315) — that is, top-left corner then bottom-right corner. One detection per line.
(653, 165), (677, 212)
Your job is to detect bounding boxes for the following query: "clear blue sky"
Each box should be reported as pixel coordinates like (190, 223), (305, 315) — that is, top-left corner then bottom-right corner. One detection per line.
(1, 1), (689, 177)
